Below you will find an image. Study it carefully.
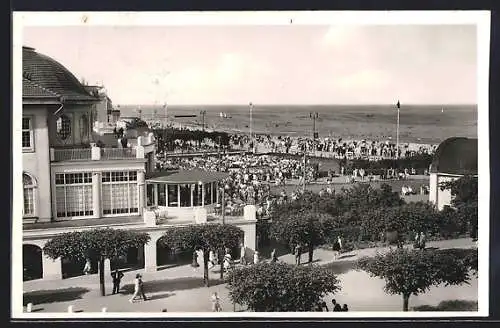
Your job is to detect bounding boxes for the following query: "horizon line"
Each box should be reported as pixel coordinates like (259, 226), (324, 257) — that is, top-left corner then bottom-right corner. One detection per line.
(116, 103), (478, 107)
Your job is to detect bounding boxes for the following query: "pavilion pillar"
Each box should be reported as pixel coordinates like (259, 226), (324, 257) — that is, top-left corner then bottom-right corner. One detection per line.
(191, 184), (194, 207)
(92, 172), (101, 218)
(164, 184), (168, 206)
(153, 184), (158, 206)
(177, 185), (180, 207)
(138, 171), (145, 215)
(202, 184), (205, 206)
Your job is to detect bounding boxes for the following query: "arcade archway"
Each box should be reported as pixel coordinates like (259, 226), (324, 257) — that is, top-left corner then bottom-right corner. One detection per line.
(23, 244), (42, 281)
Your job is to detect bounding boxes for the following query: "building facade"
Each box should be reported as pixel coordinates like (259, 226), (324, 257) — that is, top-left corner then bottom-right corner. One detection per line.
(428, 137), (478, 210)
(21, 46), (256, 281)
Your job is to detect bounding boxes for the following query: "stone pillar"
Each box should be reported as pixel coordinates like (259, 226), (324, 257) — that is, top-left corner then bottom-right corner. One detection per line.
(92, 172), (101, 218)
(242, 205), (257, 251)
(42, 253), (62, 280)
(144, 232), (161, 273)
(243, 223), (257, 251)
(91, 145), (101, 160)
(244, 205), (257, 221)
(138, 171), (145, 215)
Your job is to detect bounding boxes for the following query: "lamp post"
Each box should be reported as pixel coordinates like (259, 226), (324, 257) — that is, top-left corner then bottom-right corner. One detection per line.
(302, 148), (307, 193)
(200, 110), (206, 132)
(310, 112), (319, 139)
(249, 102), (254, 153)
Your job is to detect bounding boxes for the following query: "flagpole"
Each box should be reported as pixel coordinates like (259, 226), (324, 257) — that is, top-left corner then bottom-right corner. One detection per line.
(396, 100), (400, 160)
(249, 102), (253, 153)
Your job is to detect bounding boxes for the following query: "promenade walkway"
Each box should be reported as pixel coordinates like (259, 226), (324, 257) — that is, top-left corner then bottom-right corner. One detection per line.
(21, 238), (476, 313)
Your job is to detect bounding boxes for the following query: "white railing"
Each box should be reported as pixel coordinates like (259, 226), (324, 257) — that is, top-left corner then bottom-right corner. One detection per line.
(52, 147), (138, 161)
(53, 148), (92, 161)
(101, 148), (137, 160)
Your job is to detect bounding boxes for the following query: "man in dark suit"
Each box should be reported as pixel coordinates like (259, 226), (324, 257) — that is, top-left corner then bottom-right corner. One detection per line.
(111, 268), (124, 295)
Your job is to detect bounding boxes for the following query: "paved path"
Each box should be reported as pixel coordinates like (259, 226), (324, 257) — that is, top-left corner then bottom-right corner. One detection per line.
(22, 238), (476, 313)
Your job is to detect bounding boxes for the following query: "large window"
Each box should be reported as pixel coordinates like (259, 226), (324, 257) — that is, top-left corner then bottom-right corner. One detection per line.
(204, 182), (212, 205)
(22, 117), (34, 151)
(212, 183), (217, 204)
(193, 183), (202, 206)
(146, 184), (154, 207)
(80, 114), (89, 142)
(56, 114), (71, 141)
(158, 184), (166, 206)
(23, 173), (36, 217)
(179, 184), (191, 207)
(167, 184), (178, 207)
(102, 171), (138, 215)
(55, 172), (93, 218)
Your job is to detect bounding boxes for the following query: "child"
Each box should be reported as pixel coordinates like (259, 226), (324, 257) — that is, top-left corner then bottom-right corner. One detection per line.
(211, 292), (222, 312)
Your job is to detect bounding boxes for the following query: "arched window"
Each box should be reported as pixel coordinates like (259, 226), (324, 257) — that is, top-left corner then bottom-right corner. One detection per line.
(56, 114), (71, 140)
(23, 173), (37, 217)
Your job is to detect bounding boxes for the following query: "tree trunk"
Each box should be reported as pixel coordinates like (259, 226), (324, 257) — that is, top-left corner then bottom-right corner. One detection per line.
(203, 249), (210, 287)
(219, 249), (224, 280)
(99, 257), (105, 296)
(402, 294), (410, 312)
(308, 244), (314, 263)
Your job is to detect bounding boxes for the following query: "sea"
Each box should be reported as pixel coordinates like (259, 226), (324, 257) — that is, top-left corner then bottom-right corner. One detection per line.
(118, 104), (477, 145)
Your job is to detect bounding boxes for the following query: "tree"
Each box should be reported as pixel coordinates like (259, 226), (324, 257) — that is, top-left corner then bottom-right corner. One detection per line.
(226, 262), (341, 311)
(270, 210), (329, 263)
(43, 228), (150, 296)
(440, 175), (478, 240)
(440, 175), (478, 206)
(356, 248), (474, 311)
(159, 223), (243, 286)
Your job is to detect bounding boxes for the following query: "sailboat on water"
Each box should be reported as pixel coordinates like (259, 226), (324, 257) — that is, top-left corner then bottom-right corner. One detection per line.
(441, 107), (444, 113)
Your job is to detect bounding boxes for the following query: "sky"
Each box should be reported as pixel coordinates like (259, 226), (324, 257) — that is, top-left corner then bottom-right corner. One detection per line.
(22, 25), (477, 106)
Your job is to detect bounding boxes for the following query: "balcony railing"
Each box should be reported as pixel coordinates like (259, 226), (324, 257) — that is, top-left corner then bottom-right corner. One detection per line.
(52, 147), (139, 162)
(53, 148), (92, 161)
(101, 148), (137, 160)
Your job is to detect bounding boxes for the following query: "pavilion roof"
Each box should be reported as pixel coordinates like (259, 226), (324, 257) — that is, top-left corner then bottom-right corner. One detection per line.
(146, 170), (229, 184)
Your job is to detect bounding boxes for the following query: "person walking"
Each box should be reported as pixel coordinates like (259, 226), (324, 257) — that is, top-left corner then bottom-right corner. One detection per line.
(209, 250), (217, 269)
(294, 244), (302, 265)
(224, 252), (233, 272)
(111, 268), (124, 295)
(418, 231), (426, 250)
(337, 236), (343, 253)
(83, 258), (92, 275)
(270, 248), (278, 263)
(253, 251), (260, 265)
(239, 243), (246, 265)
(332, 238), (341, 260)
(129, 274), (148, 302)
(211, 292), (222, 312)
(192, 250), (200, 268)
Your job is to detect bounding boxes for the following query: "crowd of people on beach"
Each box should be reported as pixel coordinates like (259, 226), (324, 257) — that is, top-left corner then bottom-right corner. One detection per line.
(150, 122), (437, 161)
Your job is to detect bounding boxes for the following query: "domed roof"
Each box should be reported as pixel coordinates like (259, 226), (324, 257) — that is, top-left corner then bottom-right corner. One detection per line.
(429, 137), (477, 175)
(22, 46), (97, 102)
